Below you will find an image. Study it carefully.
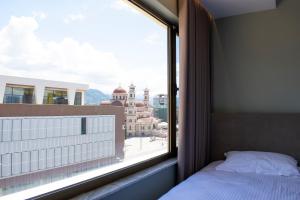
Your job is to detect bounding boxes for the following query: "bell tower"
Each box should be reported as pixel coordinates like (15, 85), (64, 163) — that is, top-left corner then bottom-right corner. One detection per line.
(126, 84), (137, 136)
(144, 88), (149, 108)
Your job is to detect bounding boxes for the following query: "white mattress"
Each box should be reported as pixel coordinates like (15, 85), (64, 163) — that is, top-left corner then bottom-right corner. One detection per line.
(160, 161), (300, 200)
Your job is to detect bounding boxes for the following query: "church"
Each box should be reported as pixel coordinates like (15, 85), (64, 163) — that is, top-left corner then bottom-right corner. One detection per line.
(101, 84), (161, 137)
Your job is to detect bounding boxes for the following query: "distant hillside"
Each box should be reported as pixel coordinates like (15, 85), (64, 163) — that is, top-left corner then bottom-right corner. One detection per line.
(85, 89), (110, 105)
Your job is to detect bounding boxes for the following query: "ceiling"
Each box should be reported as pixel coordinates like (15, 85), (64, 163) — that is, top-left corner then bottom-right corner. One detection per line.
(202, 0), (277, 19)
(140, 0), (278, 23)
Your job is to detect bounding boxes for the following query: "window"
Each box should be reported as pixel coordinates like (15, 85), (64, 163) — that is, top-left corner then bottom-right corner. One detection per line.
(0, 0), (176, 198)
(43, 88), (68, 104)
(3, 85), (35, 104)
(75, 92), (82, 105)
(81, 117), (87, 135)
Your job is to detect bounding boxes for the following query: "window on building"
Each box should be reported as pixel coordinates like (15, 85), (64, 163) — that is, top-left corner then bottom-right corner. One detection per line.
(43, 88), (68, 104)
(74, 92), (82, 105)
(3, 85), (35, 104)
(0, 0), (175, 198)
(81, 117), (87, 135)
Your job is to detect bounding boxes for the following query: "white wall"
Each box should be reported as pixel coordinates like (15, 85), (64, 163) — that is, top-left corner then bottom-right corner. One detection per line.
(0, 75), (88, 105)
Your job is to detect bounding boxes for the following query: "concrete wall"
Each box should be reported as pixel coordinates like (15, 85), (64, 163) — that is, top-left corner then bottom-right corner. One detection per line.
(212, 0), (300, 113)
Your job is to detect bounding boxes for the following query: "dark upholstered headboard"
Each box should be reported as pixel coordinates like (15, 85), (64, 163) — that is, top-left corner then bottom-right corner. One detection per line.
(210, 113), (300, 162)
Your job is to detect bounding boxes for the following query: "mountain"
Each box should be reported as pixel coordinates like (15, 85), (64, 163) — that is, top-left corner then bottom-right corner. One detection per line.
(85, 89), (110, 105)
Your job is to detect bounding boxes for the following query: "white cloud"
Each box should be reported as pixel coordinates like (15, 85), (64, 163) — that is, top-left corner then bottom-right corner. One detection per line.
(32, 11), (47, 20)
(0, 16), (121, 93)
(63, 13), (85, 24)
(0, 16), (167, 95)
(111, 0), (139, 14)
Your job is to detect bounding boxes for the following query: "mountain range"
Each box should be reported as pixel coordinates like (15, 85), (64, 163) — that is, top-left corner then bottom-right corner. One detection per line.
(84, 89), (110, 105)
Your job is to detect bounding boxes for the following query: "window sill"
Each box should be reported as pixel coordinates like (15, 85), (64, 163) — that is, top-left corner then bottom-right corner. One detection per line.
(72, 158), (177, 200)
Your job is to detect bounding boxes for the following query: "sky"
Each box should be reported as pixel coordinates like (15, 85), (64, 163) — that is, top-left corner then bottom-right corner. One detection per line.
(0, 0), (169, 96)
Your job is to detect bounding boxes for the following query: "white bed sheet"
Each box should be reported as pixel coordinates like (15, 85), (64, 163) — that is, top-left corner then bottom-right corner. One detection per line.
(160, 161), (300, 200)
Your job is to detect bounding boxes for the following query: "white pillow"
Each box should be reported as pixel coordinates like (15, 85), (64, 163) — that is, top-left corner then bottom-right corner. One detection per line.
(216, 151), (300, 176)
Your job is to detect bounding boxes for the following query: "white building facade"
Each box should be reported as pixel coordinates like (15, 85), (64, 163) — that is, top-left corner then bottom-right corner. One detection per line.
(0, 75), (88, 105)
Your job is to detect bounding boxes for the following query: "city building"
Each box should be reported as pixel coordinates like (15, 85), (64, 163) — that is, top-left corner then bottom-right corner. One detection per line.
(0, 75), (125, 190)
(0, 104), (125, 187)
(0, 75), (88, 105)
(101, 84), (161, 137)
(153, 94), (168, 122)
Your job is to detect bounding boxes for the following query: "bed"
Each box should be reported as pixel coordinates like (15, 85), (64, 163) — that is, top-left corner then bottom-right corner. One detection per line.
(161, 113), (300, 200)
(160, 161), (300, 200)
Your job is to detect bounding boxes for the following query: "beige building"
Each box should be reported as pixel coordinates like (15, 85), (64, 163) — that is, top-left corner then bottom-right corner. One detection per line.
(101, 84), (160, 137)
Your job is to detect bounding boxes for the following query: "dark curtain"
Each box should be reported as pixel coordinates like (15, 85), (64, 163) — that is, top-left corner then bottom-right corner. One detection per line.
(178, 0), (212, 182)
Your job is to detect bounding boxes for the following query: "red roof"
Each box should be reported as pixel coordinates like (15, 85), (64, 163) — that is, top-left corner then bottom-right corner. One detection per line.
(113, 87), (127, 93)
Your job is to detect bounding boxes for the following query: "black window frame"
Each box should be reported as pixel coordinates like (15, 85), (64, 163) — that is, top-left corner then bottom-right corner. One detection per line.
(32, 1), (178, 199)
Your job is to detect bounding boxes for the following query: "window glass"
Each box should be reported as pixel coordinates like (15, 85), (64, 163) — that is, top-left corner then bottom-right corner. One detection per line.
(53, 90), (68, 104)
(43, 89), (68, 104)
(0, 0), (169, 197)
(43, 89), (54, 104)
(3, 86), (13, 103)
(75, 92), (82, 105)
(12, 87), (24, 96)
(23, 88), (35, 103)
(3, 86), (34, 104)
(4, 86), (13, 95)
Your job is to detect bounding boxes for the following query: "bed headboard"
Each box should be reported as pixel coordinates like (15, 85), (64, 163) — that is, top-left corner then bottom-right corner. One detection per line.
(210, 113), (300, 162)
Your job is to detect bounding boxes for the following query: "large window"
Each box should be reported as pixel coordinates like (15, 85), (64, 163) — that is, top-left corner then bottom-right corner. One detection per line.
(0, 0), (176, 198)
(43, 88), (68, 104)
(3, 85), (35, 104)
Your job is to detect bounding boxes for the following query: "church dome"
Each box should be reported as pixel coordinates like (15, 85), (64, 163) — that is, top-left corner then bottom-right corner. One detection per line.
(113, 87), (127, 94)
